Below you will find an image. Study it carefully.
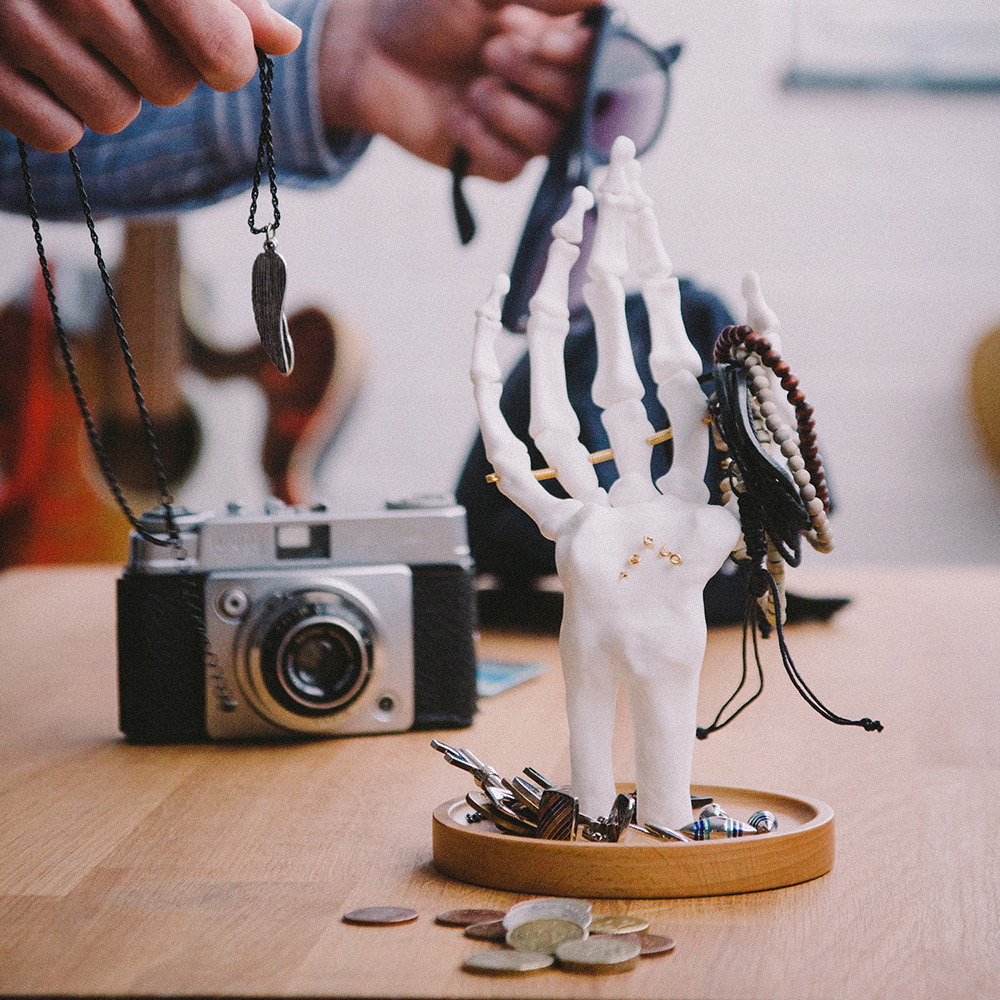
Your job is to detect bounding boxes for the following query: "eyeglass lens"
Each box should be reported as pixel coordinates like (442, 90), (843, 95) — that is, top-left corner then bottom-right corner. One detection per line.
(501, 17), (677, 332)
(588, 34), (670, 160)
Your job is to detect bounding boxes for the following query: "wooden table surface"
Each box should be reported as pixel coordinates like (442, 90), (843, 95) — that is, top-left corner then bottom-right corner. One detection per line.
(1, 563), (998, 998)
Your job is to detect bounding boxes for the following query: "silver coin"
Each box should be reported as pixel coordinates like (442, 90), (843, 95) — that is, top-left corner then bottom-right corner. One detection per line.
(589, 913), (650, 935)
(461, 951), (554, 975)
(506, 918), (586, 955)
(555, 934), (642, 973)
(342, 906), (418, 926)
(502, 897), (592, 932)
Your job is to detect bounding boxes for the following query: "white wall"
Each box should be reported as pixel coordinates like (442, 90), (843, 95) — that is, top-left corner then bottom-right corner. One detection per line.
(3, 0), (999, 566)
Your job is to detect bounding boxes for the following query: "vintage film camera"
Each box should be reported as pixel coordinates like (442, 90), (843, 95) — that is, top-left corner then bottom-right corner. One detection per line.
(117, 497), (478, 742)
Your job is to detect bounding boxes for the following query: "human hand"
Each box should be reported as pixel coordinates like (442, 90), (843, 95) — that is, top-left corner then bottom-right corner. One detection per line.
(472, 137), (741, 828)
(0, 0), (301, 153)
(318, 0), (599, 181)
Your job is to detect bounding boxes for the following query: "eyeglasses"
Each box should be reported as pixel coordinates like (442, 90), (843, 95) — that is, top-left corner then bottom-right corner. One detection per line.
(496, 5), (682, 332)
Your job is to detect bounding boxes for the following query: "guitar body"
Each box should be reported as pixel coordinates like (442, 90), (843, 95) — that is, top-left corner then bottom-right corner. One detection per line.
(0, 282), (126, 566)
(0, 220), (361, 569)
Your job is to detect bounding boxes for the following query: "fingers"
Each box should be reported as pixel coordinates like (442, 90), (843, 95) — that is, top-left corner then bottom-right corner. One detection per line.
(0, 0), (302, 152)
(146, 0), (301, 91)
(584, 137), (659, 507)
(629, 158), (702, 383)
(622, 155), (710, 503)
(142, 0), (284, 92)
(486, 8), (591, 115)
(525, 186), (608, 505)
(0, 60), (87, 152)
(227, 0), (303, 55)
(448, 75), (561, 180)
(448, 7), (593, 180)
(653, 371), (711, 504)
(742, 271), (782, 354)
(472, 274), (579, 539)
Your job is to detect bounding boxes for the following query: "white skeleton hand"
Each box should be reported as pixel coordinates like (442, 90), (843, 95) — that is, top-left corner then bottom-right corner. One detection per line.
(472, 137), (741, 830)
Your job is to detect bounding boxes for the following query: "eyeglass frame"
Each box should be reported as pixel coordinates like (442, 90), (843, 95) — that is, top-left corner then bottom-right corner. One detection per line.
(500, 5), (682, 333)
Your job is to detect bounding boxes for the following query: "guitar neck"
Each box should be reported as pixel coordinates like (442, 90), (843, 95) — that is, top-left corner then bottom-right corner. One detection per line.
(103, 217), (187, 422)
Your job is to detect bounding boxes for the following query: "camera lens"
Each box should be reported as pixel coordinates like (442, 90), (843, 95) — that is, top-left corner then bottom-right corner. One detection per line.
(259, 598), (373, 717)
(278, 623), (368, 710)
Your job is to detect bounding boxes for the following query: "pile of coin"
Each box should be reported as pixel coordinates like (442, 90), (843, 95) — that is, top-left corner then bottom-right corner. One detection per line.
(432, 740), (778, 842)
(452, 897), (676, 976)
(342, 898), (676, 977)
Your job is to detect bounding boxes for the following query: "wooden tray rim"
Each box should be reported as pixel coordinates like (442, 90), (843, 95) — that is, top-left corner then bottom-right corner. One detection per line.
(432, 783), (835, 899)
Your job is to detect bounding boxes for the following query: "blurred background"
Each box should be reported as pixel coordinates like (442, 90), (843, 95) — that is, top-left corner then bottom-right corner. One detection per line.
(1, 0), (998, 567)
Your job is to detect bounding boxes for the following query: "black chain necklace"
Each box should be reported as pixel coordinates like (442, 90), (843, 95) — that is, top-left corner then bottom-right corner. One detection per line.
(248, 50), (293, 375)
(17, 50), (285, 549)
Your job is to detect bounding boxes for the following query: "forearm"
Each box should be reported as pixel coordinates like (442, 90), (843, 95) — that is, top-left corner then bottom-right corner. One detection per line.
(0, 0), (370, 220)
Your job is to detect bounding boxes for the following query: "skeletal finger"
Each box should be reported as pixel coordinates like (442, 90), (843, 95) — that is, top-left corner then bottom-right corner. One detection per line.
(614, 157), (710, 500)
(742, 271), (782, 354)
(526, 186), (608, 505)
(628, 158), (702, 381)
(472, 274), (580, 539)
(584, 136), (658, 506)
(653, 370), (710, 503)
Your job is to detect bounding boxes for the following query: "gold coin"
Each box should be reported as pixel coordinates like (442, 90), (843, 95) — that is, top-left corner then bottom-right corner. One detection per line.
(555, 934), (642, 974)
(461, 951), (554, 975)
(589, 914), (650, 935)
(506, 918), (586, 955)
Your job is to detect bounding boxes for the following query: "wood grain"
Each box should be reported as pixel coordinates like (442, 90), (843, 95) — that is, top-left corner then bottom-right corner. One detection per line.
(1, 564), (998, 998)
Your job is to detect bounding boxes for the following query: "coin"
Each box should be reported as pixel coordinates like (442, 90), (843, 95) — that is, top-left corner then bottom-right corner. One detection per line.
(589, 913), (650, 935)
(503, 897), (592, 932)
(461, 951), (554, 975)
(506, 918), (586, 955)
(436, 908), (506, 927)
(464, 920), (507, 942)
(342, 907), (418, 926)
(555, 934), (642, 973)
(638, 933), (676, 956)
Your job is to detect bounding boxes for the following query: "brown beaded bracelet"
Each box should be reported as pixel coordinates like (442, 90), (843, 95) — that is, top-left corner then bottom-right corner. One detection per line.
(714, 324), (832, 553)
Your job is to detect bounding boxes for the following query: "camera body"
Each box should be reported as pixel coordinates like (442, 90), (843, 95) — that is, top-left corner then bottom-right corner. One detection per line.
(117, 498), (478, 742)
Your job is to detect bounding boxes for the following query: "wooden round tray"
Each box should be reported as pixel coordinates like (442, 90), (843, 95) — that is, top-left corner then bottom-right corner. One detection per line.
(432, 784), (834, 899)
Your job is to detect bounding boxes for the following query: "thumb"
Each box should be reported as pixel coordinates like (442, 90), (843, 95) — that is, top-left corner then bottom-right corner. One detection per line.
(231, 0), (302, 54)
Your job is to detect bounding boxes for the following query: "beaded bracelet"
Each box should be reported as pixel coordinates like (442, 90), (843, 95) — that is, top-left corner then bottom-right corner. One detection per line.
(714, 324), (833, 554)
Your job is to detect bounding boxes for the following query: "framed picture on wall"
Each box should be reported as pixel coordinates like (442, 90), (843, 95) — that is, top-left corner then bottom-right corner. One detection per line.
(784, 0), (1000, 91)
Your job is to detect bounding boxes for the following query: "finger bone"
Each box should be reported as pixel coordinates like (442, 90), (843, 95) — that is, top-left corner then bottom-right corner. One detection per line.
(742, 271), (782, 354)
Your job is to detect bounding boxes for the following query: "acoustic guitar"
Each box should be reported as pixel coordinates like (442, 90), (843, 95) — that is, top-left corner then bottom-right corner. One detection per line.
(0, 217), (362, 568)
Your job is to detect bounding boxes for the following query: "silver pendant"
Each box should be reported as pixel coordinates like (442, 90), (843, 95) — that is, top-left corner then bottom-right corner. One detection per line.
(252, 241), (294, 374)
